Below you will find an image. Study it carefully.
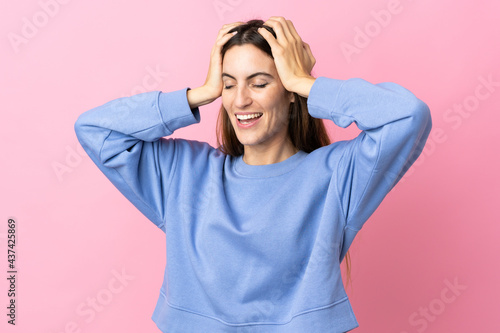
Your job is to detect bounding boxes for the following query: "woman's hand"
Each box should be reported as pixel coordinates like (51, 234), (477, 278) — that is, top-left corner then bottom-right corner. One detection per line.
(257, 17), (316, 98)
(187, 22), (243, 109)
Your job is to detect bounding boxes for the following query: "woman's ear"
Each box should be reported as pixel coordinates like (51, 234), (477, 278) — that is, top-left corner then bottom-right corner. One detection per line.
(288, 91), (295, 103)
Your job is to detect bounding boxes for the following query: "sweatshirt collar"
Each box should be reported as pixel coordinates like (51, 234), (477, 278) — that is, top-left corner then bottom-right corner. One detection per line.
(232, 150), (308, 178)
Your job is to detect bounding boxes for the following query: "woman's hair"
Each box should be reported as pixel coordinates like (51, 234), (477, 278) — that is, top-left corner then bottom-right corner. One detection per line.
(215, 19), (352, 288)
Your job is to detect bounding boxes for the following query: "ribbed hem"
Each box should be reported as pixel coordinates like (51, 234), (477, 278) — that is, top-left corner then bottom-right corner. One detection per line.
(151, 290), (359, 333)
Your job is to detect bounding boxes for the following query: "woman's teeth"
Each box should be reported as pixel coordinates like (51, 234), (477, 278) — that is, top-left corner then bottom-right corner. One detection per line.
(236, 113), (262, 124)
(236, 113), (262, 120)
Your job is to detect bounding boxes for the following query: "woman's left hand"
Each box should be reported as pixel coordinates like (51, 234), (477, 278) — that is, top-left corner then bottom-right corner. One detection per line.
(257, 16), (316, 97)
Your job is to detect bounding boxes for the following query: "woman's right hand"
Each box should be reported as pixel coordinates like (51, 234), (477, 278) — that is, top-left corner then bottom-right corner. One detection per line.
(187, 22), (243, 109)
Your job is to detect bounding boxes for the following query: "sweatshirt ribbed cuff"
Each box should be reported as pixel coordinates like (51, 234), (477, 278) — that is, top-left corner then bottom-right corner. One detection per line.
(307, 76), (345, 120)
(157, 87), (201, 133)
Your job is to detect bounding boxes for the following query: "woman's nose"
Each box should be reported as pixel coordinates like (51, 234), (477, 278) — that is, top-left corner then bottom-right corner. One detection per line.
(234, 86), (252, 108)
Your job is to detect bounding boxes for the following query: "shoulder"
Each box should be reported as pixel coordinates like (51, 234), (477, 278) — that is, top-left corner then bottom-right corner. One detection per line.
(306, 140), (351, 166)
(159, 137), (226, 163)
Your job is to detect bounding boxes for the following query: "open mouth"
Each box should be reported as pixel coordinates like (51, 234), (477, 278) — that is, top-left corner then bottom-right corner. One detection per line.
(236, 113), (263, 125)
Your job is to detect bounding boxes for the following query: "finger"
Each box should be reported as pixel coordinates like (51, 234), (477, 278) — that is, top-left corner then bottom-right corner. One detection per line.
(263, 17), (292, 44)
(222, 21), (245, 29)
(303, 42), (314, 61)
(217, 22), (244, 38)
(218, 22), (243, 37)
(264, 17), (292, 43)
(214, 24), (241, 47)
(215, 30), (237, 47)
(303, 42), (316, 73)
(257, 26), (281, 51)
(275, 17), (296, 42)
(285, 19), (303, 44)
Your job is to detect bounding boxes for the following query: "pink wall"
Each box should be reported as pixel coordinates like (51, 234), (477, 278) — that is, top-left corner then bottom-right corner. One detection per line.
(1, 0), (499, 332)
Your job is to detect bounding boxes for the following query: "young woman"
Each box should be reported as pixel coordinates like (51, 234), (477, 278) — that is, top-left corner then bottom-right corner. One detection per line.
(75, 16), (432, 333)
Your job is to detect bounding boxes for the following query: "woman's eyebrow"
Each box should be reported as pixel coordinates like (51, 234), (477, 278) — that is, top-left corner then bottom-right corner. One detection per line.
(222, 72), (274, 80)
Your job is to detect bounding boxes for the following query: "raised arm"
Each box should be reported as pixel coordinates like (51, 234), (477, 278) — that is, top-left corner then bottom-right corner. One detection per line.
(258, 16), (432, 230)
(74, 22), (246, 231)
(74, 88), (201, 231)
(307, 77), (432, 231)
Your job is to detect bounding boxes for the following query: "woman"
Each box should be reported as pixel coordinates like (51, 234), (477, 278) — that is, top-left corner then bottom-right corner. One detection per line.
(75, 16), (432, 333)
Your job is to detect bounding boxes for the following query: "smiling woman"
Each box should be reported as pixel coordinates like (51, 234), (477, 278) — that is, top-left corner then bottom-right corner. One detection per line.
(75, 16), (432, 333)
(221, 43), (296, 163)
(216, 20), (329, 166)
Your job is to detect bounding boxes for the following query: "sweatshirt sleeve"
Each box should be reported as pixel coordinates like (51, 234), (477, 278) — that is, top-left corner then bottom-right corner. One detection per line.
(307, 77), (432, 232)
(74, 88), (201, 232)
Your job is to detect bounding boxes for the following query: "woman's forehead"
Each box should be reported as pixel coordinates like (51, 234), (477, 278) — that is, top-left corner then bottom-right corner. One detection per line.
(223, 44), (275, 76)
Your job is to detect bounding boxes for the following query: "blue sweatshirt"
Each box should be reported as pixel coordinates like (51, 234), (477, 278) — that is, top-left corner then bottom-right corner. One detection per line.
(74, 77), (432, 333)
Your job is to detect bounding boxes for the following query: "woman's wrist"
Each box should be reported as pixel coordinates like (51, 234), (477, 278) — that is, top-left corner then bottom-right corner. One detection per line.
(289, 76), (316, 98)
(186, 86), (220, 109)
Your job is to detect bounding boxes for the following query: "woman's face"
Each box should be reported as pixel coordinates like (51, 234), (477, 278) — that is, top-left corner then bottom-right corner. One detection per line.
(221, 44), (294, 151)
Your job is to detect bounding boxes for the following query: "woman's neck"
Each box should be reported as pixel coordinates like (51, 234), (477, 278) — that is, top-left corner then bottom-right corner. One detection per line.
(242, 139), (299, 165)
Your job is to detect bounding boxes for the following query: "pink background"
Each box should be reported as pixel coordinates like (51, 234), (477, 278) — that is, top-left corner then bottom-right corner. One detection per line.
(1, 0), (499, 332)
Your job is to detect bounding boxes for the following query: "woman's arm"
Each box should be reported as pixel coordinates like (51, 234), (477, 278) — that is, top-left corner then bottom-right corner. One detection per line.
(74, 88), (201, 232)
(307, 76), (432, 231)
(306, 77), (431, 263)
(258, 16), (432, 231)
(74, 22), (244, 231)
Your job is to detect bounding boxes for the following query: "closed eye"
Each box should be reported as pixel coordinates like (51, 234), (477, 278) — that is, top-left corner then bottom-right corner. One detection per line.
(224, 83), (268, 89)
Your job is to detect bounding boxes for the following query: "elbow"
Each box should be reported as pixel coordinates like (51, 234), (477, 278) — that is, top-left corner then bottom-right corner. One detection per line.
(408, 97), (432, 134)
(377, 81), (432, 132)
(74, 111), (94, 146)
(74, 113), (86, 141)
(414, 98), (431, 121)
(401, 98), (433, 149)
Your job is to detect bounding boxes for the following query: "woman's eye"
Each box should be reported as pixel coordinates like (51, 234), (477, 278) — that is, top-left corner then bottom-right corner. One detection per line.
(223, 85), (234, 89)
(254, 83), (268, 88)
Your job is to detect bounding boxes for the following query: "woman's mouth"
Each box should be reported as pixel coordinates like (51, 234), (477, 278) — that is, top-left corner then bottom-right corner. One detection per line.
(235, 113), (263, 128)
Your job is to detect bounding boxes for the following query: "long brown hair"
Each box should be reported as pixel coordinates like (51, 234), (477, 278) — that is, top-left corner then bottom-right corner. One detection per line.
(215, 19), (352, 288)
